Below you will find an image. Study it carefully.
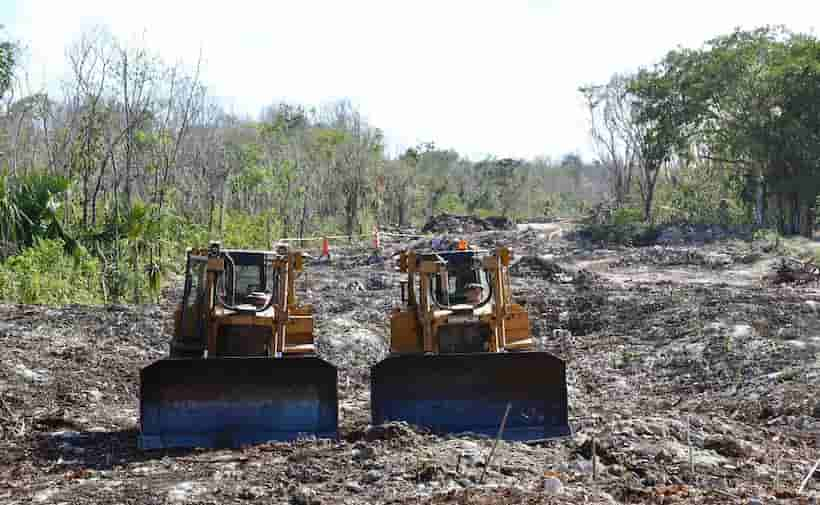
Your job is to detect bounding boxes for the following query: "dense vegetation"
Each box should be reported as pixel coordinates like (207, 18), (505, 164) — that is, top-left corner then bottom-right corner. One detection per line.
(0, 24), (817, 304)
(583, 25), (820, 234)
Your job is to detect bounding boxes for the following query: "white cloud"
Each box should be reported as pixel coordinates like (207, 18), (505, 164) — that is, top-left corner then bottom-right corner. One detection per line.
(4, 0), (820, 160)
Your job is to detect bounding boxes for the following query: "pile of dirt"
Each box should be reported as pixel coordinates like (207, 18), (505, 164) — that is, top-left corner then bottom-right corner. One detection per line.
(510, 255), (567, 280)
(510, 255), (599, 286)
(766, 256), (820, 285)
(610, 245), (762, 269)
(571, 222), (754, 248)
(421, 213), (515, 234)
(654, 224), (753, 245)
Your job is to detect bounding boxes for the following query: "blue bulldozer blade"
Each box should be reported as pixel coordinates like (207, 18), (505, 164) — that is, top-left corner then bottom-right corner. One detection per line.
(371, 352), (571, 441)
(140, 356), (337, 450)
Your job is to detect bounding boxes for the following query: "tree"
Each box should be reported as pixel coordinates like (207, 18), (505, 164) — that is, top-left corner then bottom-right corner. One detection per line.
(411, 143), (459, 218)
(0, 27), (17, 100)
(473, 157), (527, 218)
(149, 54), (204, 213)
(580, 75), (638, 206)
(629, 26), (820, 234)
(560, 153), (584, 194)
(322, 100), (383, 237)
(383, 151), (416, 227)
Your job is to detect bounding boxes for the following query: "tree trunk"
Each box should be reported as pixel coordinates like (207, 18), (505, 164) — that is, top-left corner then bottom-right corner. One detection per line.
(153, 156), (161, 206)
(111, 153), (123, 304)
(643, 196), (652, 223)
(775, 192), (803, 236)
(398, 199), (406, 228)
(91, 155), (108, 226)
(345, 189), (358, 239)
(299, 181), (310, 242)
(82, 161), (90, 226)
(799, 199), (812, 238)
(208, 194), (214, 233)
(122, 52), (133, 210)
(754, 175), (765, 226)
(641, 166), (659, 223)
(218, 184), (227, 235)
(265, 214), (271, 248)
(281, 175), (292, 237)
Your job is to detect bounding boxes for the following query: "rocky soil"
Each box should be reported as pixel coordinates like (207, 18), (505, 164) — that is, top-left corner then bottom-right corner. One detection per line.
(1, 220), (819, 504)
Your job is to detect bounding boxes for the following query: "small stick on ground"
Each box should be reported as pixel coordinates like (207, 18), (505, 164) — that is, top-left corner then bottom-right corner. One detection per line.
(0, 394), (16, 421)
(592, 436), (597, 482)
(712, 489), (740, 500)
(480, 402), (512, 484)
(687, 415), (694, 478)
(798, 458), (820, 495)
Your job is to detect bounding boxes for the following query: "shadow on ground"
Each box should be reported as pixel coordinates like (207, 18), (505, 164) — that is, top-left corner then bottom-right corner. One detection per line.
(32, 428), (201, 471)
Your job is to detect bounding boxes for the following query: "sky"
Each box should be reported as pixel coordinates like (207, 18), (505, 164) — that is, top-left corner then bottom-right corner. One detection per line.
(2, 0), (819, 161)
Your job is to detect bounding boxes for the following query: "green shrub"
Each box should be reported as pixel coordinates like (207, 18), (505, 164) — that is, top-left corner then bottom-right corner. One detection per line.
(0, 238), (102, 304)
(435, 192), (466, 215)
(610, 206), (644, 226)
(219, 210), (281, 249)
(576, 203), (659, 245)
(653, 165), (748, 225)
(577, 222), (661, 246)
(539, 192), (586, 219)
(752, 228), (780, 243)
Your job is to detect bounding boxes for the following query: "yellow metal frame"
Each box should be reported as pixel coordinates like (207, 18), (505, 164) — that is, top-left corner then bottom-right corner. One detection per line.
(174, 245), (316, 358)
(391, 246), (532, 354)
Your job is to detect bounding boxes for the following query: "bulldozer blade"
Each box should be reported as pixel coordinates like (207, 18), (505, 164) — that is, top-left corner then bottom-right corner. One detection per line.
(140, 357), (337, 450)
(371, 352), (570, 441)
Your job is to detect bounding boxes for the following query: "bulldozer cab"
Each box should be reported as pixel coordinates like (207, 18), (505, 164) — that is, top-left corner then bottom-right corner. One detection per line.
(216, 250), (278, 306)
(177, 249), (278, 353)
(429, 251), (492, 307)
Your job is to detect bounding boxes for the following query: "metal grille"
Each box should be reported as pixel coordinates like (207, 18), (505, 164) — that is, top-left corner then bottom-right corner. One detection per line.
(437, 322), (491, 353)
(216, 324), (271, 356)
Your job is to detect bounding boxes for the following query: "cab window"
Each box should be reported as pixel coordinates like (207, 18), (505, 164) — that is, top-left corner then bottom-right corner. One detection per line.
(433, 267), (488, 305)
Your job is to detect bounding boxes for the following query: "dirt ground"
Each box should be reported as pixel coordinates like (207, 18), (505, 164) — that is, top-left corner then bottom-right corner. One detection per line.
(1, 223), (819, 504)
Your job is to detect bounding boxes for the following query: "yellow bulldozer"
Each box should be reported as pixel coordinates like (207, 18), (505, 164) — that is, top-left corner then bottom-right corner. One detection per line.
(371, 244), (570, 440)
(139, 242), (337, 449)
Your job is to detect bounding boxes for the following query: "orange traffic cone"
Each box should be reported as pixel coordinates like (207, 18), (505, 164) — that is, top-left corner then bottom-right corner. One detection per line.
(321, 237), (330, 260)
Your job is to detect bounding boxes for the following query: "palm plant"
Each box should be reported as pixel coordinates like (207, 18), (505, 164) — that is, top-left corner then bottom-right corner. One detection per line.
(0, 174), (25, 257)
